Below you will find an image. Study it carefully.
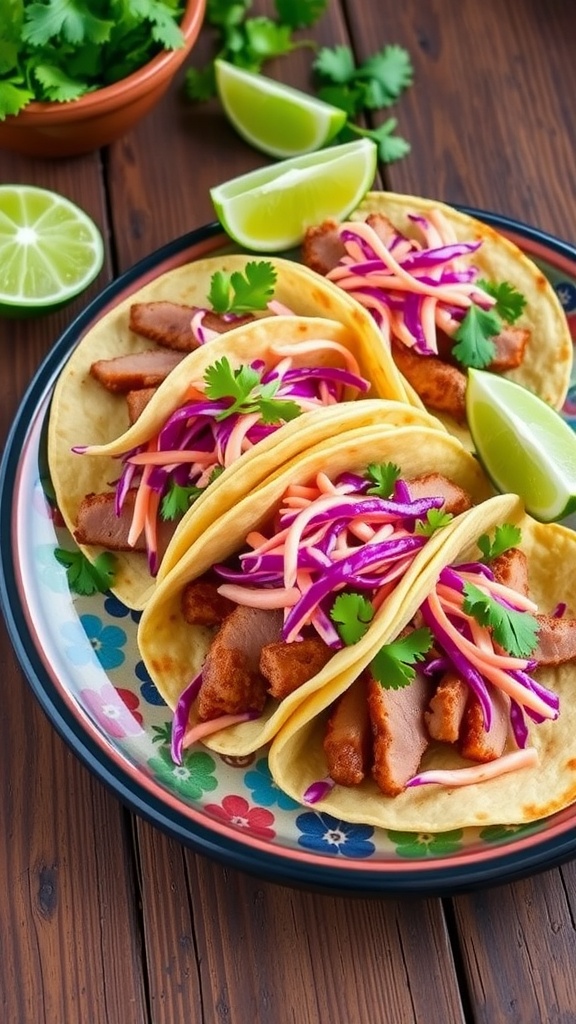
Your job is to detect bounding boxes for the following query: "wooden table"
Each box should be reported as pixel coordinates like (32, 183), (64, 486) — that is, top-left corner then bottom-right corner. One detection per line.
(2, 1), (576, 1020)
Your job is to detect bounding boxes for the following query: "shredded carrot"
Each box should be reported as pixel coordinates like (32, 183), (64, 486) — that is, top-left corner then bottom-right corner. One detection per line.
(127, 449), (214, 466)
(223, 412), (261, 467)
(270, 338), (362, 378)
(182, 712), (255, 749)
(407, 747), (539, 788)
(216, 584), (300, 609)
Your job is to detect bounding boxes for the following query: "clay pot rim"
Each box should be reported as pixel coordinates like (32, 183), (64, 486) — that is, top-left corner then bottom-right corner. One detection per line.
(8, 0), (205, 125)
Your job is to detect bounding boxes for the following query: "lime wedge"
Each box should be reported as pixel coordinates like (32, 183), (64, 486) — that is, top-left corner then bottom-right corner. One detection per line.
(0, 185), (104, 317)
(215, 59), (347, 159)
(210, 139), (378, 251)
(466, 368), (576, 522)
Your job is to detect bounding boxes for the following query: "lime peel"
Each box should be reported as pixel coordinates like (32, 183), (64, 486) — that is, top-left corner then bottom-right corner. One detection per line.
(215, 59), (347, 159)
(0, 185), (104, 317)
(466, 368), (576, 522)
(210, 139), (378, 252)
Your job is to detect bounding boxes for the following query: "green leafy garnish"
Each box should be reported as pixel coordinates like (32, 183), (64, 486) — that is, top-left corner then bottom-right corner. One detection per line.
(0, 0), (186, 117)
(477, 523), (522, 561)
(54, 547), (117, 596)
(415, 508), (453, 536)
(313, 44), (413, 161)
(185, 3), (414, 165)
(477, 279), (527, 324)
(370, 627), (433, 689)
(330, 592), (375, 646)
(204, 356), (301, 423)
(366, 462), (401, 498)
(463, 581), (538, 658)
(160, 466), (224, 520)
(208, 261), (277, 313)
(452, 304), (502, 369)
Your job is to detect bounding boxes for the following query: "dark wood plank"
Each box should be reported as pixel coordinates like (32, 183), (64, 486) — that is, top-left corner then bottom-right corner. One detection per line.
(134, 822), (465, 1024)
(453, 865), (576, 1022)
(0, 622), (148, 1023)
(347, 0), (576, 238)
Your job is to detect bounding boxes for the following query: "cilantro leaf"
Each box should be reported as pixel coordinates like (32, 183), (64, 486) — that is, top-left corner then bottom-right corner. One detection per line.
(160, 482), (203, 520)
(183, 63), (217, 102)
(313, 45), (356, 85)
(355, 45), (414, 105)
(207, 0), (251, 30)
(330, 592), (374, 646)
(244, 18), (294, 60)
(366, 462), (401, 498)
(452, 304), (501, 369)
(208, 261), (277, 313)
(370, 628), (433, 689)
(463, 581), (538, 658)
(275, 0), (328, 30)
(415, 508), (453, 536)
(477, 279), (527, 325)
(203, 356), (301, 422)
(477, 523), (522, 561)
(347, 118), (411, 164)
(54, 548), (117, 597)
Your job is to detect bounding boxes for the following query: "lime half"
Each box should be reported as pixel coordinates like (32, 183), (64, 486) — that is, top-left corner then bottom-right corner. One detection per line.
(215, 59), (347, 159)
(210, 139), (378, 251)
(466, 368), (576, 522)
(0, 185), (104, 317)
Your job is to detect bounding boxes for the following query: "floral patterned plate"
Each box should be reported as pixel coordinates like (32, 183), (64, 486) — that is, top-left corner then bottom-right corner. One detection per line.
(2, 210), (576, 897)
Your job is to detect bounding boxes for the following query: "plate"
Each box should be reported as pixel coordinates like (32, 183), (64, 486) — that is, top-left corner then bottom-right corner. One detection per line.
(2, 210), (576, 898)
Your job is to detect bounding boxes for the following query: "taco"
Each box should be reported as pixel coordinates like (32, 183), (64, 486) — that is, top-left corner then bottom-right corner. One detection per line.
(301, 192), (573, 445)
(136, 423), (494, 762)
(47, 254), (422, 606)
(268, 495), (576, 831)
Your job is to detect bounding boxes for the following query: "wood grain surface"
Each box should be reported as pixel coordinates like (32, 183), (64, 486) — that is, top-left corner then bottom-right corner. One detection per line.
(1, 1), (575, 1022)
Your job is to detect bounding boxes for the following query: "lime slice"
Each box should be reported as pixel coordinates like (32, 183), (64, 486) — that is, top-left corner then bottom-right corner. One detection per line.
(210, 139), (378, 251)
(215, 59), (347, 159)
(466, 368), (576, 522)
(0, 185), (104, 317)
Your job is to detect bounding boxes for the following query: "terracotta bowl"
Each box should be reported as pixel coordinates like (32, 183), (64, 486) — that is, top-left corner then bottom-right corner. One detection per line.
(0, 0), (206, 159)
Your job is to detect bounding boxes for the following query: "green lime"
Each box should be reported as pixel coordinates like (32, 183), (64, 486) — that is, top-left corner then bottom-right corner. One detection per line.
(466, 368), (576, 522)
(215, 59), (347, 159)
(0, 185), (104, 317)
(210, 139), (378, 252)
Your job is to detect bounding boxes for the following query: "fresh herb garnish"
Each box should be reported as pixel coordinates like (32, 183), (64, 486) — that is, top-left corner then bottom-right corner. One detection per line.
(208, 261), (277, 313)
(366, 462), (401, 498)
(477, 279), (527, 324)
(415, 508), (453, 536)
(54, 547), (117, 596)
(462, 581), (538, 658)
(185, 2), (413, 164)
(330, 591), (375, 645)
(204, 356), (301, 423)
(160, 466), (224, 520)
(0, 0), (186, 117)
(452, 304), (502, 369)
(477, 523), (522, 561)
(313, 44), (413, 162)
(370, 627), (433, 689)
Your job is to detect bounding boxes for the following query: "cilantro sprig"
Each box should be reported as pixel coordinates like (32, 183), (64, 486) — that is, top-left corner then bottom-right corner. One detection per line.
(477, 523), (522, 561)
(330, 592), (374, 646)
(204, 356), (301, 423)
(415, 508), (453, 536)
(451, 279), (527, 369)
(463, 581), (538, 658)
(54, 547), (117, 596)
(208, 261), (277, 314)
(370, 628), (433, 689)
(0, 0), (186, 117)
(160, 466), (224, 520)
(185, 1), (414, 164)
(366, 462), (401, 498)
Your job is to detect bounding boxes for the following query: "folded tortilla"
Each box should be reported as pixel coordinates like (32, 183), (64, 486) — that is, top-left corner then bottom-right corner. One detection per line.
(48, 255), (424, 609)
(269, 495), (576, 831)
(136, 423), (494, 757)
(323, 192), (573, 445)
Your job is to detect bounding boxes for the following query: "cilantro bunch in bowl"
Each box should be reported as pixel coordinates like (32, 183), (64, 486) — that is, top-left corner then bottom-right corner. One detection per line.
(0, 0), (205, 157)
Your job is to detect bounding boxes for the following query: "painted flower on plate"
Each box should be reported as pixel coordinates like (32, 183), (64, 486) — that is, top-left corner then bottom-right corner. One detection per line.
(296, 811), (375, 858)
(136, 660), (167, 706)
(205, 794), (275, 840)
(244, 758), (299, 810)
(479, 822), (543, 844)
(387, 829), (463, 858)
(104, 594), (142, 623)
(81, 682), (144, 738)
(61, 613), (127, 670)
(148, 746), (218, 801)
